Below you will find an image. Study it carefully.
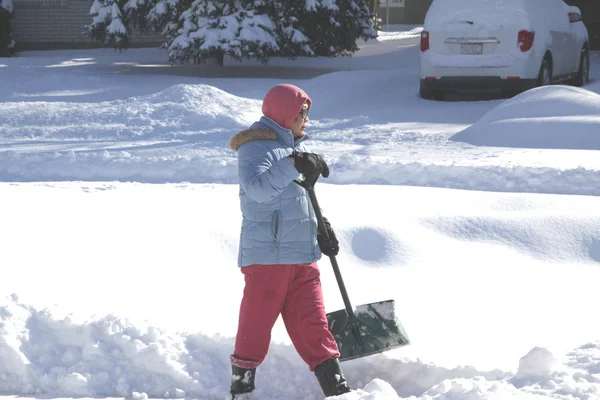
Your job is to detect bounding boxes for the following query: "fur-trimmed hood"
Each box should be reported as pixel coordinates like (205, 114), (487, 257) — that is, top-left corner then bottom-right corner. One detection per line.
(229, 127), (277, 152)
(229, 116), (308, 152)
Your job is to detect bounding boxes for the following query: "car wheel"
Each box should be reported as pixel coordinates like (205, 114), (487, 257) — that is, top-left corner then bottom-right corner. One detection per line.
(420, 87), (433, 100)
(573, 50), (590, 87)
(420, 88), (443, 101)
(537, 59), (552, 87)
(501, 90), (517, 99)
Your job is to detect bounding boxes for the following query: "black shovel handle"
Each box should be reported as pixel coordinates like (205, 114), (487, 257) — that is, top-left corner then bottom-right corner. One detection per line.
(307, 187), (357, 322)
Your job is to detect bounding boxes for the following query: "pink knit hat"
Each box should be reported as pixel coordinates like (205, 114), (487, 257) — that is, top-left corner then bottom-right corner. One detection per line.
(262, 84), (312, 129)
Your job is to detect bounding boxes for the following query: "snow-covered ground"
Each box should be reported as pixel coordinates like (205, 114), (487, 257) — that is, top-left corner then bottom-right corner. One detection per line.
(2, 35), (600, 195)
(2, 27), (600, 400)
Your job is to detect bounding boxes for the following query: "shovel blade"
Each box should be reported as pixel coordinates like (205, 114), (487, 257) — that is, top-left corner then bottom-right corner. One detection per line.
(326, 299), (410, 362)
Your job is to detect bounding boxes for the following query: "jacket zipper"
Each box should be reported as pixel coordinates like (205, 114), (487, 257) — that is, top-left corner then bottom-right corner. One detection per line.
(272, 210), (281, 243)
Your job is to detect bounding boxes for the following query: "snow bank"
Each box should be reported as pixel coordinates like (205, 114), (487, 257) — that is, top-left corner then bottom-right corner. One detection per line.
(0, 295), (490, 399)
(3, 294), (600, 399)
(376, 25), (423, 42)
(0, 295), (230, 397)
(0, 84), (259, 140)
(450, 85), (600, 150)
(5, 148), (600, 196)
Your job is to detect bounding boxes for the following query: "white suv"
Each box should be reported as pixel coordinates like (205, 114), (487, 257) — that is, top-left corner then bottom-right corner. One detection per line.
(419, 0), (590, 99)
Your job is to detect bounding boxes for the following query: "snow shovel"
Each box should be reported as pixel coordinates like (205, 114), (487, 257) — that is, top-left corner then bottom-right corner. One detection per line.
(307, 187), (410, 362)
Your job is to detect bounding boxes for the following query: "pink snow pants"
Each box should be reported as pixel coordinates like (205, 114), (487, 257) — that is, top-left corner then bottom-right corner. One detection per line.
(231, 263), (340, 372)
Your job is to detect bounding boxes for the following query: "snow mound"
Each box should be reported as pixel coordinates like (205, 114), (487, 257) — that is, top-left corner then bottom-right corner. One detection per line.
(0, 84), (260, 140)
(509, 343), (600, 399)
(512, 347), (558, 387)
(141, 84), (260, 126)
(450, 85), (600, 150)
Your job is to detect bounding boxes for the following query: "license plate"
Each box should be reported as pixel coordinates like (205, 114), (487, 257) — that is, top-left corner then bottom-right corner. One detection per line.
(461, 43), (483, 55)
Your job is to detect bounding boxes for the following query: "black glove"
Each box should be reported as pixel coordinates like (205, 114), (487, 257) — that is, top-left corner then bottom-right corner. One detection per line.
(318, 216), (339, 257)
(293, 151), (330, 189)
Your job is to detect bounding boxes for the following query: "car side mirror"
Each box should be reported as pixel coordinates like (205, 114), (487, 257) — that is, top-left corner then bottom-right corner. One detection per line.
(569, 12), (581, 23)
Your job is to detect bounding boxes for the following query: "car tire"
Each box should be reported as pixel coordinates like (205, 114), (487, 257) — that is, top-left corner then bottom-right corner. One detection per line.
(537, 59), (552, 87)
(501, 90), (517, 99)
(420, 88), (444, 101)
(573, 49), (590, 87)
(420, 87), (433, 100)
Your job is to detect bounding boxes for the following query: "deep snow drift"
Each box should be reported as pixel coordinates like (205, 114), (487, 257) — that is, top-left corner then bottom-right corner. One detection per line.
(451, 85), (600, 150)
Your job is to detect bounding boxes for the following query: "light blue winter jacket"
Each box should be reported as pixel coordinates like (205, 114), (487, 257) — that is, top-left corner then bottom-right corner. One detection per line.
(229, 116), (322, 267)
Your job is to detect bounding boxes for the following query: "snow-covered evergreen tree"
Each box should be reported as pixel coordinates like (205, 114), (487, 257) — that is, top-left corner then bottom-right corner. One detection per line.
(129, 0), (184, 44)
(87, 0), (130, 49)
(300, 0), (376, 56)
(0, 0), (15, 57)
(87, 0), (184, 50)
(168, 0), (280, 64)
(230, 0), (280, 62)
(86, 0), (376, 62)
(264, 0), (313, 58)
(365, 0), (382, 30)
(0, 0), (12, 13)
(167, 0), (223, 62)
(336, 0), (377, 52)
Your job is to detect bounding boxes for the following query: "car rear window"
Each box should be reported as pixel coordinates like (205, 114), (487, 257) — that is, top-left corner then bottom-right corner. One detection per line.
(425, 0), (530, 29)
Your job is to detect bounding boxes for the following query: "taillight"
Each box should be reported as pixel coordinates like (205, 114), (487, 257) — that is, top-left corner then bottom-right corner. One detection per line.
(421, 31), (430, 52)
(518, 30), (535, 52)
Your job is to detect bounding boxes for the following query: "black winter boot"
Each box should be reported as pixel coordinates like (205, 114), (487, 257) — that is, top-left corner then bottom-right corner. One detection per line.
(230, 365), (256, 398)
(314, 358), (352, 397)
